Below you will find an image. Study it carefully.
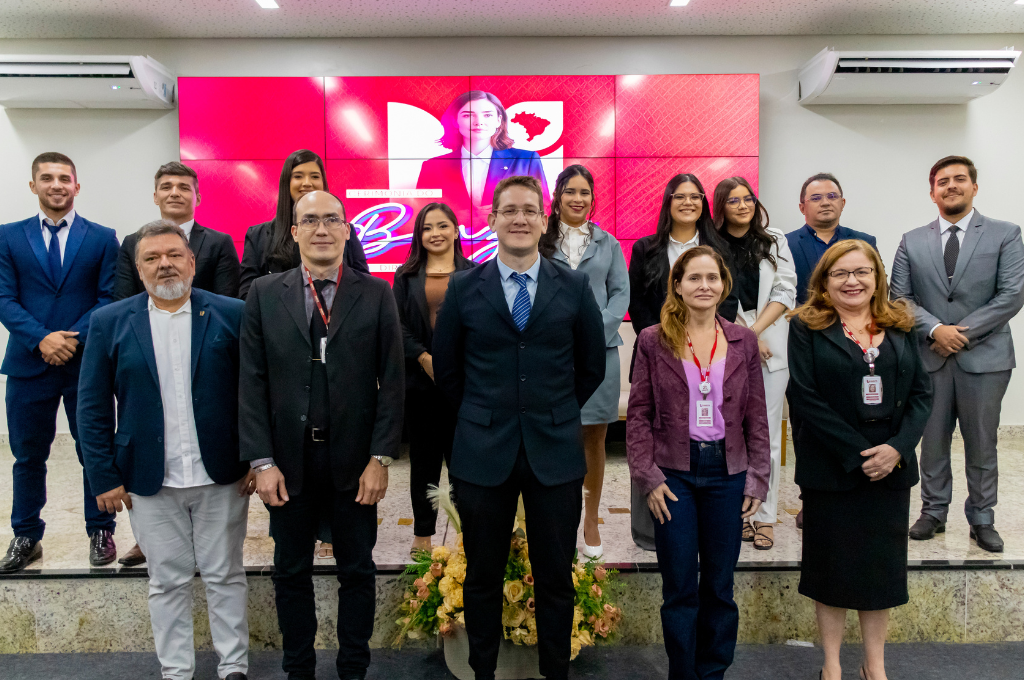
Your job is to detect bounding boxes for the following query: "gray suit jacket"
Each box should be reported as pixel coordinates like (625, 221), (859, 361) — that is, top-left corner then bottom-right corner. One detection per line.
(889, 209), (1024, 374)
(549, 225), (630, 348)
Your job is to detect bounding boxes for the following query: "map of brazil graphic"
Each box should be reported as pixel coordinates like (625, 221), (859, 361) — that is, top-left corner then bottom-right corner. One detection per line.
(512, 112), (551, 142)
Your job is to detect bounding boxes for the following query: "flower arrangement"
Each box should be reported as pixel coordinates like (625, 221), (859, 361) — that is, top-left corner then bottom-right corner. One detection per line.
(395, 486), (623, 660)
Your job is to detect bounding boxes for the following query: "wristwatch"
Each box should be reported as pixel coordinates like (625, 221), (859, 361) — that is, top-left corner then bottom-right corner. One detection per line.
(253, 462), (277, 474)
(372, 455), (393, 468)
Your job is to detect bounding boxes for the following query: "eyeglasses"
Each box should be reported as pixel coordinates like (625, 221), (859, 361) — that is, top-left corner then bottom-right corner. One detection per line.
(725, 196), (756, 207)
(827, 267), (875, 281)
(805, 192), (842, 204)
(297, 215), (346, 231)
(671, 193), (704, 204)
(496, 208), (542, 219)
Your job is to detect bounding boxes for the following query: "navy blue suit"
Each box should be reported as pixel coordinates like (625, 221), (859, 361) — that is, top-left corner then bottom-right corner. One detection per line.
(786, 225), (878, 305)
(0, 214), (119, 540)
(78, 289), (248, 498)
(416, 147), (550, 216)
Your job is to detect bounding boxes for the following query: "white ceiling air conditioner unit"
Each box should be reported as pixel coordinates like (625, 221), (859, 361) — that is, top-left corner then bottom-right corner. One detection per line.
(798, 48), (1020, 105)
(0, 55), (175, 109)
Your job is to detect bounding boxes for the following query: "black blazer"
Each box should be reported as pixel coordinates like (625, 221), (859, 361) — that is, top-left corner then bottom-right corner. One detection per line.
(392, 256), (476, 392)
(238, 266), (404, 495)
(786, 317), (932, 492)
(627, 234), (739, 378)
(238, 220), (369, 300)
(432, 257), (606, 487)
(114, 223), (241, 300)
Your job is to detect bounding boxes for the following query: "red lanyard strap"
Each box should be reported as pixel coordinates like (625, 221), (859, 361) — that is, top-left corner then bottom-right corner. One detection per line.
(304, 265), (343, 329)
(841, 319), (880, 372)
(685, 324), (719, 391)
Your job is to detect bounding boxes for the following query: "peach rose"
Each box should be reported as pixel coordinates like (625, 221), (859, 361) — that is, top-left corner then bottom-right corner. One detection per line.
(409, 598), (421, 611)
(526, 597), (536, 612)
(430, 562), (445, 578)
(413, 578), (425, 589)
(439, 620), (454, 636)
(590, 584), (602, 598)
(595, 617), (611, 638)
(523, 573), (535, 586)
(416, 583), (430, 599)
(588, 614), (597, 624)
(594, 566), (607, 582)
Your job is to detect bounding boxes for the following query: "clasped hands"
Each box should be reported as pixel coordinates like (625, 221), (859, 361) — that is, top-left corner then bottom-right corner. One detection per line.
(255, 459), (388, 507)
(39, 330), (79, 366)
(931, 324), (969, 358)
(647, 483), (762, 525)
(861, 443), (902, 481)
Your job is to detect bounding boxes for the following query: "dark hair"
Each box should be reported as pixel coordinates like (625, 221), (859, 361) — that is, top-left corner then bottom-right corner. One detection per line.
(438, 91), (515, 153)
(713, 176), (780, 271)
(154, 161), (198, 190)
(642, 173), (727, 290)
(32, 152), (77, 181)
(396, 203), (470, 277)
(134, 219), (191, 263)
(799, 173), (843, 203)
(491, 175), (544, 212)
(539, 164), (595, 259)
(929, 155), (977, 187)
(267, 150), (330, 270)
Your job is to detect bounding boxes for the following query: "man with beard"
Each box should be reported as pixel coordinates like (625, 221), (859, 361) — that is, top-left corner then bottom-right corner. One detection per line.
(891, 156), (1024, 552)
(0, 152), (120, 573)
(78, 221), (255, 680)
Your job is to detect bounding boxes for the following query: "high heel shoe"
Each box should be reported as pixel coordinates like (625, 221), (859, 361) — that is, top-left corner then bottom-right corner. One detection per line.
(580, 542), (603, 560)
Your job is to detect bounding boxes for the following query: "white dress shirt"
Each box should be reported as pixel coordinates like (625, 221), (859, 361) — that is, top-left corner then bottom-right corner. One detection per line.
(461, 145), (493, 208)
(558, 221), (590, 270)
(929, 209), (974, 338)
(38, 208), (77, 263)
(148, 297), (213, 488)
(178, 219), (195, 240)
(667, 230), (701, 269)
(495, 254), (540, 312)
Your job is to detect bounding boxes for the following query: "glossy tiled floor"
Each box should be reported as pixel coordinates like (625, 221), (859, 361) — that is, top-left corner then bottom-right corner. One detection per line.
(1, 435), (1021, 572)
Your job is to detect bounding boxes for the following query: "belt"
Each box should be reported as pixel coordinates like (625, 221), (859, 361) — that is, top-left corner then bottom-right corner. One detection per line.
(306, 426), (330, 443)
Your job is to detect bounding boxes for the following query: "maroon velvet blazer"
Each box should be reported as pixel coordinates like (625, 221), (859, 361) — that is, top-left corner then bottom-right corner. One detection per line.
(626, 316), (771, 500)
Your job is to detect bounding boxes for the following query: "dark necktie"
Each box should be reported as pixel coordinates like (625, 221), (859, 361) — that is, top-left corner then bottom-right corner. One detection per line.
(307, 279), (331, 431)
(510, 272), (532, 331)
(944, 226), (960, 283)
(46, 220), (66, 284)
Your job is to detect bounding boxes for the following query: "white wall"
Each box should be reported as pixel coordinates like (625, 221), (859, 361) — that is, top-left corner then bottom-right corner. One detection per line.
(1, 33), (1022, 432)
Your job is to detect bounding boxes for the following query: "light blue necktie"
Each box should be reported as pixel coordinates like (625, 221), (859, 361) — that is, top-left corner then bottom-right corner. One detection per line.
(510, 272), (532, 331)
(46, 220), (66, 284)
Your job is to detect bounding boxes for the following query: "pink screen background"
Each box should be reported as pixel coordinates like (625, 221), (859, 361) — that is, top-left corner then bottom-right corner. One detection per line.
(178, 74), (759, 284)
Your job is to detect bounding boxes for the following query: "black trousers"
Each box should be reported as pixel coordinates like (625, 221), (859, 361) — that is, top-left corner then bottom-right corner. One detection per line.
(268, 440), (378, 679)
(406, 385), (458, 537)
(454, 450), (583, 680)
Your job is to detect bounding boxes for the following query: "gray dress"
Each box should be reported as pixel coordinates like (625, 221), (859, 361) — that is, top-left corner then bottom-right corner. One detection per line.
(550, 224), (630, 425)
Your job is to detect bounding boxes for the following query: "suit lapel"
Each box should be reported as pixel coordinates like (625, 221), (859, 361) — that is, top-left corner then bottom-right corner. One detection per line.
(279, 269), (311, 348)
(523, 257), (559, 333)
(486, 148), (512, 190)
(794, 231), (813, 280)
(577, 226), (603, 268)
(925, 219), (948, 290)
(479, 259), (520, 333)
(656, 340), (690, 385)
(190, 290), (210, 382)
(129, 298), (160, 387)
(721, 320), (746, 383)
(949, 211), (985, 293)
(21, 218), (51, 280)
(326, 266), (363, 345)
(889, 327), (906, 371)
(57, 215), (87, 289)
(189, 223), (207, 261)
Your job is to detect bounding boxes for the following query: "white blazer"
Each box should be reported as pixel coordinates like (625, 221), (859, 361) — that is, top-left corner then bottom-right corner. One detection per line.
(735, 226), (798, 373)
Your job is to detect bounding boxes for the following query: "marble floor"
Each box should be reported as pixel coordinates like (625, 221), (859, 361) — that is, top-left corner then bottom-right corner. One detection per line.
(1, 436), (1022, 573)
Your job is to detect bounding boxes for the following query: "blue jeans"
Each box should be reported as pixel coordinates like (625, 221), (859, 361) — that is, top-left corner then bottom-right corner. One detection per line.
(7, 370), (116, 541)
(653, 440), (747, 680)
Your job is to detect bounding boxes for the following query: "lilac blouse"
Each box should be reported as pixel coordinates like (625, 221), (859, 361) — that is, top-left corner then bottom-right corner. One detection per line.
(682, 359), (727, 441)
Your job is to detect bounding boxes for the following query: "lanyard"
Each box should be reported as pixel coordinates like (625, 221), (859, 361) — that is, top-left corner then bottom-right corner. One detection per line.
(841, 319), (880, 375)
(304, 265), (343, 329)
(685, 324), (719, 395)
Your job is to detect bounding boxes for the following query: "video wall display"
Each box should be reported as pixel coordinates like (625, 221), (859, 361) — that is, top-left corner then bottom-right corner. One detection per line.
(178, 74), (759, 282)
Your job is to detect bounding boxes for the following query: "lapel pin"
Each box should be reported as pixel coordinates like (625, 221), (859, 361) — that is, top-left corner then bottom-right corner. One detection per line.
(200, 311), (205, 316)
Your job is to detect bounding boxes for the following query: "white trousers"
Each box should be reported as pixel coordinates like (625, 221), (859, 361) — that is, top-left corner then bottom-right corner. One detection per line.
(129, 483), (250, 680)
(751, 365), (789, 525)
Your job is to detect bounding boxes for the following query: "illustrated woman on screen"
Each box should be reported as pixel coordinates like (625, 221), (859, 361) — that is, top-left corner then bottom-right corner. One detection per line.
(416, 90), (549, 227)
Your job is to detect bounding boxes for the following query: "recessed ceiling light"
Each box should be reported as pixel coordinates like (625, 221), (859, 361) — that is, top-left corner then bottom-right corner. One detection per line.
(669, 0), (691, 5)
(255, 0), (279, 8)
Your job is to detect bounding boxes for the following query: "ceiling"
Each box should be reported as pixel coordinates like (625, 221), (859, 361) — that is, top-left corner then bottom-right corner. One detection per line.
(2, 0), (1024, 39)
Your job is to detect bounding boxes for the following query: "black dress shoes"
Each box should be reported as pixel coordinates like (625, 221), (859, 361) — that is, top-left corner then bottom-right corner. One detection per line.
(909, 515), (946, 540)
(223, 673), (248, 680)
(970, 524), (1004, 553)
(118, 543), (147, 567)
(0, 537), (42, 573)
(89, 530), (117, 566)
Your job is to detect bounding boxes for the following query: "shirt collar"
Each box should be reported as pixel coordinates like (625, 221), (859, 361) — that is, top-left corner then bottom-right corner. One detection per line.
(803, 223), (841, 245)
(938, 209), (975, 234)
(668, 230), (700, 248)
(461, 145), (493, 162)
(496, 253), (541, 282)
(147, 296), (192, 316)
(558, 221), (590, 237)
(178, 219), (195, 238)
(38, 209), (76, 229)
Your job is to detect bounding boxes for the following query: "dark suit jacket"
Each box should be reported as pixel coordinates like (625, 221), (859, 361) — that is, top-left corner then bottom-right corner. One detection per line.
(238, 220), (369, 300)
(114, 222), (240, 300)
(432, 256), (606, 487)
(416, 147), (550, 211)
(392, 256), (476, 392)
(786, 317), (932, 492)
(785, 225), (877, 305)
(627, 234), (739, 379)
(77, 289), (248, 496)
(0, 214), (119, 378)
(238, 266), (404, 495)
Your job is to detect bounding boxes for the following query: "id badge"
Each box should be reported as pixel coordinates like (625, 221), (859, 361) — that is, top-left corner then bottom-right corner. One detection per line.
(320, 337), (328, 365)
(695, 400), (714, 428)
(862, 375), (882, 405)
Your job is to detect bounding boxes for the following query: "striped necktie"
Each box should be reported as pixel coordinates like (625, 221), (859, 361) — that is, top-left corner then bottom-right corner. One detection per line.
(510, 272), (532, 331)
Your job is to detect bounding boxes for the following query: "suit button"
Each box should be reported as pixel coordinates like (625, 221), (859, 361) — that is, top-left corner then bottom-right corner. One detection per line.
(520, 375), (526, 382)
(725, 396), (732, 402)
(727, 421), (733, 427)
(519, 342), (526, 349)
(520, 407), (526, 414)
(300, 415), (307, 422)
(896, 400), (903, 407)
(948, 296), (953, 302)
(304, 385), (310, 392)
(157, 436), (163, 443)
